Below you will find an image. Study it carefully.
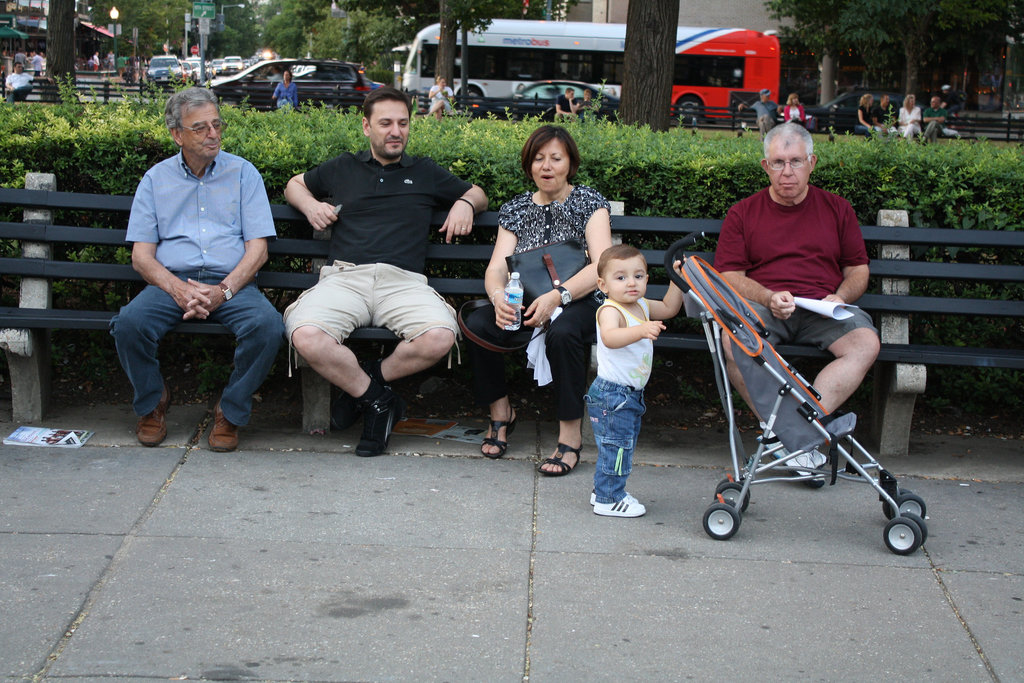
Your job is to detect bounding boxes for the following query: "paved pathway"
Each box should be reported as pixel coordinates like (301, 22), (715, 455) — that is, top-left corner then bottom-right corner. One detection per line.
(2, 403), (1021, 681)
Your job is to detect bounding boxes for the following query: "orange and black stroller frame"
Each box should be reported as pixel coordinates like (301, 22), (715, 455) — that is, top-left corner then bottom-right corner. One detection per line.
(666, 234), (928, 555)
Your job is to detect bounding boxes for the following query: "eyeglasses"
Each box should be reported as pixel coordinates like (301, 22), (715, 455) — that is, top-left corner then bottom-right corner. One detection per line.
(182, 120), (224, 135)
(766, 157), (809, 171)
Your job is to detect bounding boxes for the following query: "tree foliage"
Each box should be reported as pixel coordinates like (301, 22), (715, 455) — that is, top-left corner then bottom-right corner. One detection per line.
(768, 0), (1024, 94)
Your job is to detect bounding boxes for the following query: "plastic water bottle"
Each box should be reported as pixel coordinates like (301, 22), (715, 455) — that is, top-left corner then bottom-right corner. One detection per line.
(504, 272), (523, 331)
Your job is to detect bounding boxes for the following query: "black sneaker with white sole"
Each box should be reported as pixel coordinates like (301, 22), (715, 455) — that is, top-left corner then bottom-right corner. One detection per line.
(355, 388), (406, 457)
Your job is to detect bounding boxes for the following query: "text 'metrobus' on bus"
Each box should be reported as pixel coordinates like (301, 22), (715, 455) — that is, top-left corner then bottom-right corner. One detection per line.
(402, 19), (780, 115)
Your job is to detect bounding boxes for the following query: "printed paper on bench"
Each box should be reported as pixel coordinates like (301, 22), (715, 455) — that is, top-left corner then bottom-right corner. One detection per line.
(794, 297), (858, 321)
(3, 426), (94, 448)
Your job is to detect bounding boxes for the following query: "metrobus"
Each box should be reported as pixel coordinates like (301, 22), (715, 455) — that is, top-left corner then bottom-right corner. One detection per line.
(402, 19), (780, 114)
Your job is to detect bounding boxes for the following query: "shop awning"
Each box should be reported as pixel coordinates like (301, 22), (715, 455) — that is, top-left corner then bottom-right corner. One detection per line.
(0, 25), (29, 39)
(80, 21), (114, 38)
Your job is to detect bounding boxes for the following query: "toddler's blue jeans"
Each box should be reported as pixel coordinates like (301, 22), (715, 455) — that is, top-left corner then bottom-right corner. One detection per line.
(586, 376), (646, 505)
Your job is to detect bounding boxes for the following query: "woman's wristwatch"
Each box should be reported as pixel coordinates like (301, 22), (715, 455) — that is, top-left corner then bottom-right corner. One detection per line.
(556, 286), (572, 306)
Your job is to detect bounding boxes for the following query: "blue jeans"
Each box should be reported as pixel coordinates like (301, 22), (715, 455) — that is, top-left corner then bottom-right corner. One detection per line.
(109, 271), (284, 425)
(586, 376), (646, 504)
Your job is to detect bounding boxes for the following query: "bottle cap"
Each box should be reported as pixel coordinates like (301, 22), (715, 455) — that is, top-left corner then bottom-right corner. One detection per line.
(510, 272), (519, 279)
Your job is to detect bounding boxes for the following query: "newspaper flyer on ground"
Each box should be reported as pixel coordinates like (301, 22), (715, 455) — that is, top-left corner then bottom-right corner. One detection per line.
(3, 426), (94, 448)
(393, 418), (485, 444)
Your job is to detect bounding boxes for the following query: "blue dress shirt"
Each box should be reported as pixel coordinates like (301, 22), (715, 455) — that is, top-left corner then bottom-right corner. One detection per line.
(125, 150), (276, 275)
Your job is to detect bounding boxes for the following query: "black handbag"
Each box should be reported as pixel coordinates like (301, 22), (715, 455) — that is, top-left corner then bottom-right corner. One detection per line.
(505, 210), (589, 306)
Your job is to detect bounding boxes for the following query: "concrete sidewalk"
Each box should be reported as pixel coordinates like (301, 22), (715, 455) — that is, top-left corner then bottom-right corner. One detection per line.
(1, 401), (1022, 682)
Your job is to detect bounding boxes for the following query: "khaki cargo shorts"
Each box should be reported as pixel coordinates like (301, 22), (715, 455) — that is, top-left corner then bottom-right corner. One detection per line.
(283, 261), (458, 345)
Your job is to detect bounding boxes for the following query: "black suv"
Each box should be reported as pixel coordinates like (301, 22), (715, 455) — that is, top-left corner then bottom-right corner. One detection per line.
(211, 59), (374, 111)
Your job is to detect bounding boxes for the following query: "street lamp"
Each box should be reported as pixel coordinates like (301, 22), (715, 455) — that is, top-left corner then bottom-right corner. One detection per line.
(109, 6), (119, 77)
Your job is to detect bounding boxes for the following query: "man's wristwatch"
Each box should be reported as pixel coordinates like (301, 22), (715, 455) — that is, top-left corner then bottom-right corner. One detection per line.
(219, 283), (233, 301)
(556, 286), (572, 306)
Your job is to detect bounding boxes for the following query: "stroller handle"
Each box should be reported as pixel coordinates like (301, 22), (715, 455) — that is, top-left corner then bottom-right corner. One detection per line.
(664, 231), (704, 293)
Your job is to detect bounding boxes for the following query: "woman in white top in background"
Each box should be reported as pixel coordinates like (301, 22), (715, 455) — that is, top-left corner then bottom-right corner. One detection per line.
(428, 76), (454, 120)
(898, 93), (922, 139)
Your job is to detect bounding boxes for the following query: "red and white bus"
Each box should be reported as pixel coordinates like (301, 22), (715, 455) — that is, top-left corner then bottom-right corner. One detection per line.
(402, 19), (780, 114)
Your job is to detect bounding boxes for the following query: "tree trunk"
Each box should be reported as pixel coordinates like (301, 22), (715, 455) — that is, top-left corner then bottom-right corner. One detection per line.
(46, 0), (76, 87)
(903, 42), (918, 95)
(436, 0), (457, 90)
(620, 0), (679, 131)
(819, 51), (835, 104)
(901, 7), (935, 95)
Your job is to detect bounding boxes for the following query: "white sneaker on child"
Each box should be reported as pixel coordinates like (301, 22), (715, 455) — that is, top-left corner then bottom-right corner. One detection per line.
(789, 449), (827, 472)
(593, 493), (646, 518)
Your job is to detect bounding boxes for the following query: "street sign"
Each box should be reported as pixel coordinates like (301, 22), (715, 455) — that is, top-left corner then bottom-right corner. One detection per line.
(192, 2), (215, 19)
(198, 16), (211, 35)
(191, 44), (199, 55)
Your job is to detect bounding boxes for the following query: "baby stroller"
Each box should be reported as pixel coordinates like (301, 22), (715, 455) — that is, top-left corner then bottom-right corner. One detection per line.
(665, 234), (928, 555)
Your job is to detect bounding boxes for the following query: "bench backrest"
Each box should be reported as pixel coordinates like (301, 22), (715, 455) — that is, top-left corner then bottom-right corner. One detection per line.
(2, 187), (1023, 321)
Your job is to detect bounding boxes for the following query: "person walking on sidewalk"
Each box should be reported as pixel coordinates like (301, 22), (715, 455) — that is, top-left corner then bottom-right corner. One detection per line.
(283, 86), (487, 457)
(109, 87), (285, 452)
(587, 244), (682, 517)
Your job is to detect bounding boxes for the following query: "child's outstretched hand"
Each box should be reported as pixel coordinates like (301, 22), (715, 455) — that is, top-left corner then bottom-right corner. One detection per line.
(638, 320), (667, 340)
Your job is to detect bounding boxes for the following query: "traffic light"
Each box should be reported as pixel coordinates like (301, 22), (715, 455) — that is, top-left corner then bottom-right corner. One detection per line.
(214, 13), (225, 32)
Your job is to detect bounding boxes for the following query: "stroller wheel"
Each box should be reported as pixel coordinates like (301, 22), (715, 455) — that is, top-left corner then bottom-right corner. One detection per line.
(902, 512), (928, 544)
(882, 489), (928, 520)
(715, 481), (750, 512)
(803, 477), (826, 489)
(703, 503), (741, 540)
(884, 515), (924, 555)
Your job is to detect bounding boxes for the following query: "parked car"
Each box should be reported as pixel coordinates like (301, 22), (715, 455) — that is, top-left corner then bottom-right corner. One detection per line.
(146, 55), (185, 82)
(221, 55), (245, 75)
(211, 58), (374, 111)
(470, 80), (618, 120)
(183, 57), (203, 81)
(802, 91), (904, 133)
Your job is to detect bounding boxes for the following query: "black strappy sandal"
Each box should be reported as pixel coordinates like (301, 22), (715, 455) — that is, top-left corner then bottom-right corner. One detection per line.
(481, 413), (517, 459)
(538, 443), (582, 476)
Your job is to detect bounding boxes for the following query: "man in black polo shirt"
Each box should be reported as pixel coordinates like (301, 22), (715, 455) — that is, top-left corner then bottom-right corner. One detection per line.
(284, 86), (488, 456)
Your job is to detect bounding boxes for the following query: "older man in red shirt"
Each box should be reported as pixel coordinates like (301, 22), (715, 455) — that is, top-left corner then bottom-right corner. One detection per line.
(714, 122), (880, 466)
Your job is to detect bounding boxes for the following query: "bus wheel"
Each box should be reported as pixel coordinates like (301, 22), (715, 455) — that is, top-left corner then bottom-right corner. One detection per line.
(675, 95), (705, 125)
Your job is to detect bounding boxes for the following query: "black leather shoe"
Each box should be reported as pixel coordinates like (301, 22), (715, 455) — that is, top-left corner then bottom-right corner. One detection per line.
(330, 391), (362, 430)
(355, 388), (405, 457)
(332, 360), (388, 431)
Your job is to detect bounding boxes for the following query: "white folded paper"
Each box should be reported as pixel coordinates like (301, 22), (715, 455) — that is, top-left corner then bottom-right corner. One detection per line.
(793, 297), (858, 320)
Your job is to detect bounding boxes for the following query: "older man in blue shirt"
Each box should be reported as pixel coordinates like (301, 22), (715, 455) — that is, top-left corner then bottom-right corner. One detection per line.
(110, 87), (284, 451)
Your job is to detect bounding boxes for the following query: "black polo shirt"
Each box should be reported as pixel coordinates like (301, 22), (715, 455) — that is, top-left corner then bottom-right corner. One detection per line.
(303, 149), (471, 273)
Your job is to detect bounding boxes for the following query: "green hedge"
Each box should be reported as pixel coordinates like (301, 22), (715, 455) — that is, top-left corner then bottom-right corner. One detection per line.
(1, 98), (1022, 411)
(4, 98), (1024, 225)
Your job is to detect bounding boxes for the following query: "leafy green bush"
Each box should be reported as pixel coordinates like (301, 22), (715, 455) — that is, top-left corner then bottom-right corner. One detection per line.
(1, 100), (1021, 411)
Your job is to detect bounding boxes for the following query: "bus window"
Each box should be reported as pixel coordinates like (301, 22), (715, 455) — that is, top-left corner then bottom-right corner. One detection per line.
(552, 51), (593, 81)
(674, 55), (744, 89)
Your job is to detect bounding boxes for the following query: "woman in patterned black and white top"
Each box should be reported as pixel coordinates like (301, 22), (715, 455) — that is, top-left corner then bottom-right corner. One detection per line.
(462, 125), (613, 475)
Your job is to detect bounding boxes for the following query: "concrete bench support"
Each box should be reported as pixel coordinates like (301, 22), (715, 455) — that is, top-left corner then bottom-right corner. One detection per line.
(871, 209), (926, 457)
(298, 226), (333, 434)
(0, 172), (55, 422)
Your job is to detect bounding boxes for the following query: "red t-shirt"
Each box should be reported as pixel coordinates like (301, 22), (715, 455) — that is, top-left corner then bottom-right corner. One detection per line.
(714, 185), (868, 299)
